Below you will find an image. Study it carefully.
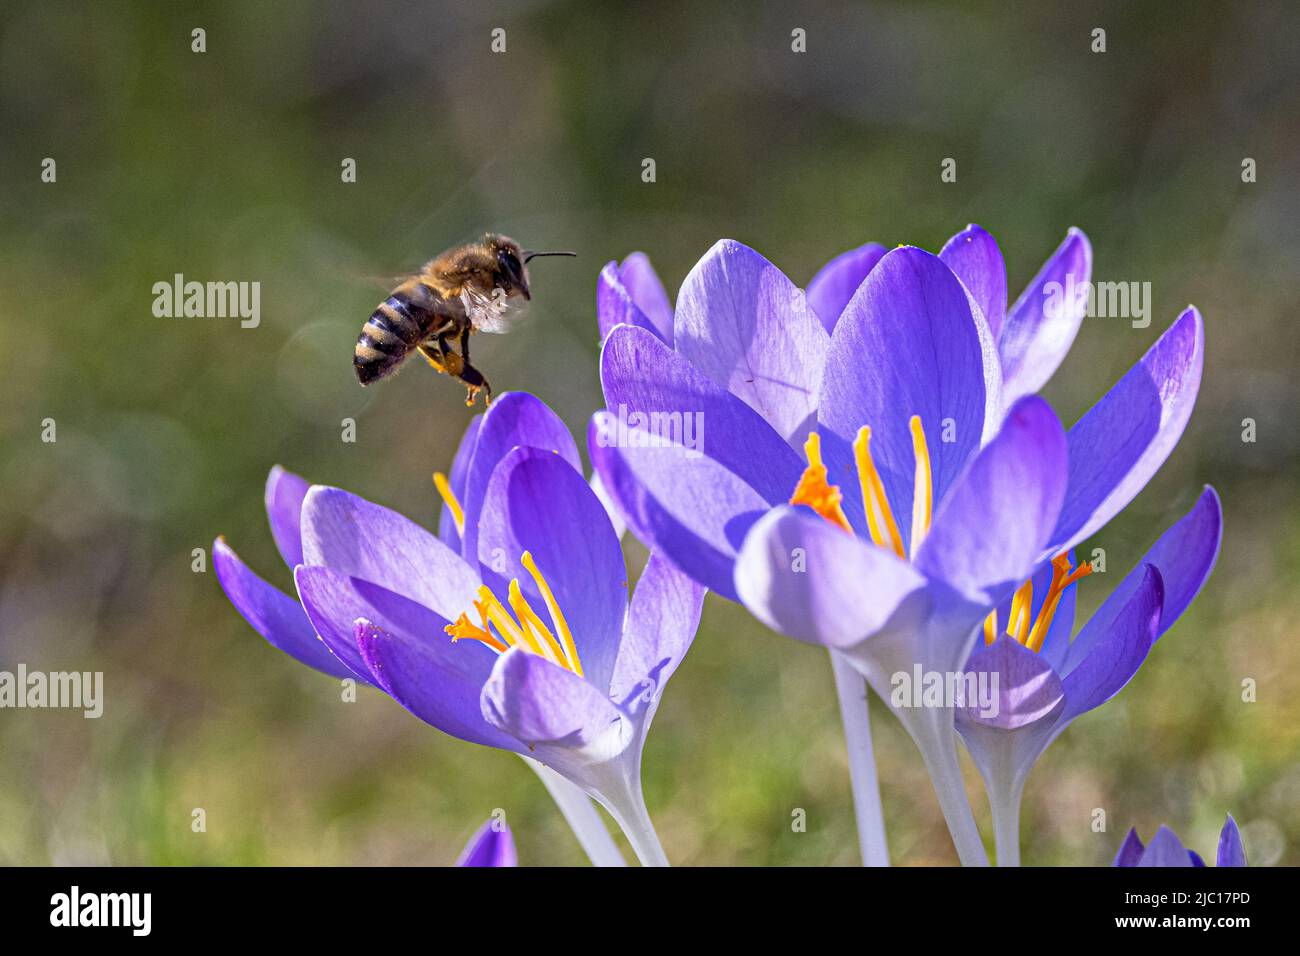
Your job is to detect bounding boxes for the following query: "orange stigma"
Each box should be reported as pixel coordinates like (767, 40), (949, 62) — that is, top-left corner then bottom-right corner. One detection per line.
(789, 432), (852, 532)
(983, 552), (1094, 651)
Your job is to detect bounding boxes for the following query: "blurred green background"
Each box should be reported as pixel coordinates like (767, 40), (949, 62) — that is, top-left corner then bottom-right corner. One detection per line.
(1, 0), (1297, 866)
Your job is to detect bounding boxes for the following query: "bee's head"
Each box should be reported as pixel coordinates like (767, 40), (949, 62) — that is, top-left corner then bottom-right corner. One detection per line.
(485, 234), (530, 301)
(485, 234), (576, 301)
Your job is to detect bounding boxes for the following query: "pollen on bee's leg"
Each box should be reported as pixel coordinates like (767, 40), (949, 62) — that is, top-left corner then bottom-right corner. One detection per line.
(789, 432), (852, 532)
(441, 352), (464, 376)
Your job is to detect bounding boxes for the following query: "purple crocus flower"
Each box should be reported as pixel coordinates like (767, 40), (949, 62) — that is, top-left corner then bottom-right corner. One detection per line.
(1114, 815), (1247, 867)
(937, 224), (1092, 408)
(590, 233), (1203, 865)
(456, 816), (518, 867)
(957, 487), (1222, 865)
(215, 392), (704, 866)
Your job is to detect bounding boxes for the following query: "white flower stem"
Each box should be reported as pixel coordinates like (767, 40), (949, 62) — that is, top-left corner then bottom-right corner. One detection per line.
(901, 708), (990, 866)
(523, 757), (627, 867)
(986, 771), (1025, 867)
(602, 776), (671, 867)
(830, 651), (890, 866)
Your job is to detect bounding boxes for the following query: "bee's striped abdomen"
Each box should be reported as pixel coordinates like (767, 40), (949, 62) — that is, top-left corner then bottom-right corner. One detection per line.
(354, 292), (425, 385)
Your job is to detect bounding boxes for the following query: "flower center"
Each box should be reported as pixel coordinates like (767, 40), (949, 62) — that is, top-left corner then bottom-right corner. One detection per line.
(982, 553), (1093, 653)
(789, 419), (1091, 654)
(433, 471), (465, 534)
(445, 551), (585, 676)
(789, 415), (933, 559)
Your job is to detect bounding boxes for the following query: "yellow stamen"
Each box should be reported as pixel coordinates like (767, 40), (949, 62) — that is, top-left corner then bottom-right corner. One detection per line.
(853, 426), (906, 559)
(508, 578), (568, 665)
(1008, 580), (1034, 645)
(983, 608), (998, 645)
(908, 415), (933, 556)
(522, 551), (584, 677)
(433, 472), (465, 534)
(445, 555), (586, 675)
(790, 432), (852, 532)
(479, 585), (550, 659)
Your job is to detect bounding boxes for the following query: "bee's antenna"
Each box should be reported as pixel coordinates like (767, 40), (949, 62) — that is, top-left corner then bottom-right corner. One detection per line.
(522, 250), (577, 263)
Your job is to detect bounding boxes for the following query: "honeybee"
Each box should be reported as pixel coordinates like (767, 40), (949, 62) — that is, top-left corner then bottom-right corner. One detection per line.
(353, 234), (574, 406)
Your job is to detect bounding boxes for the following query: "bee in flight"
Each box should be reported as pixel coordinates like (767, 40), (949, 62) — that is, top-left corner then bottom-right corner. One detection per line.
(353, 234), (574, 406)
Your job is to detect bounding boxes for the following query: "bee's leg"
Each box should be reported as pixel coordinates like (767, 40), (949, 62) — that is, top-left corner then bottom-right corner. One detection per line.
(417, 336), (462, 376)
(456, 328), (492, 406)
(418, 337), (487, 405)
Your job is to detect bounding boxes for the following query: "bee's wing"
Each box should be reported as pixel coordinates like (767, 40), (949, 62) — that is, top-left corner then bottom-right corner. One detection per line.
(462, 287), (525, 335)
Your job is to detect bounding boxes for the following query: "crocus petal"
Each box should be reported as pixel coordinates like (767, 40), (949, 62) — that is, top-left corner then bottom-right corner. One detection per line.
(959, 635), (1065, 730)
(805, 241), (887, 334)
(999, 228), (1092, 404)
(608, 553), (706, 714)
(1217, 815), (1247, 867)
(354, 616), (520, 752)
(914, 397), (1068, 604)
(475, 446), (628, 694)
(300, 486), (480, 623)
(598, 261), (665, 345)
(588, 470), (627, 539)
(213, 538), (359, 681)
(1112, 828), (1146, 867)
(590, 412), (774, 602)
(820, 246), (1000, 546)
(459, 391), (583, 563)
(1064, 487), (1221, 672)
(674, 239), (828, 445)
(1059, 566), (1163, 723)
(481, 648), (630, 759)
(1049, 307), (1204, 553)
(940, 224), (1008, 340)
(599, 323), (804, 505)
(265, 465), (311, 569)
(293, 564), (497, 700)
(1138, 826), (1195, 866)
(457, 818), (517, 867)
(438, 414), (483, 551)
(608, 252), (673, 344)
(735, 506), (930, 649)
